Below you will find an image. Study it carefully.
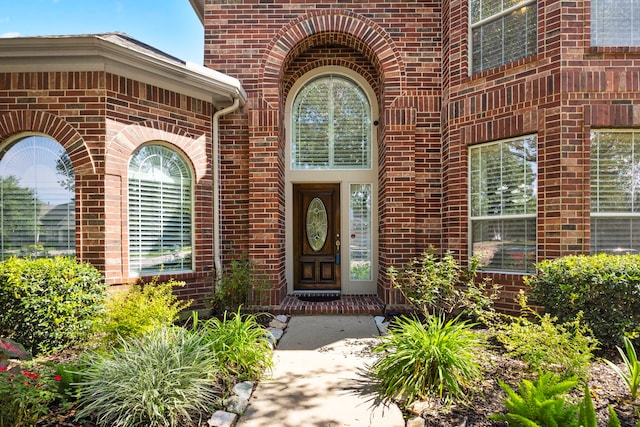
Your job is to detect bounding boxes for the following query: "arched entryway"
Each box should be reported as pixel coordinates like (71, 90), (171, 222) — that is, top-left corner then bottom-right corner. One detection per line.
(284, 67), (379, 295)
(247, 10), (417, 306)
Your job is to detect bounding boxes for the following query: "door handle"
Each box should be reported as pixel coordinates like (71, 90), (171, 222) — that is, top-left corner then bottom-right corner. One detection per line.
(335, 234), (341, 265)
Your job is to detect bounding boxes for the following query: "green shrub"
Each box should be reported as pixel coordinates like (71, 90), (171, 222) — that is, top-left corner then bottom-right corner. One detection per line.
(490, 371), (580, 427)
(214, 257), (270, 311)
(492, 292), (598, 380)
(388, 250), (499, 322)
(370, 314), (484, 406)
(201, 309), (273, 389)
(526, 253), (640, 349)
(99, 277), (191, 343)
(0, 257), (105, 355)
(76, 327), (218, 427)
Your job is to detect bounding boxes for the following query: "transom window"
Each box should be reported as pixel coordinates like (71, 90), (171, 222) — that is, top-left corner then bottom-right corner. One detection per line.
(591, 130), (640, 254)
(470, 0), (538, 74)
(0, 135), (75, 259)
(591, 0), (640, 47)
(470, 135), (537, 273)
(292, 75), (371, 169)
(128, 144), (192, 275)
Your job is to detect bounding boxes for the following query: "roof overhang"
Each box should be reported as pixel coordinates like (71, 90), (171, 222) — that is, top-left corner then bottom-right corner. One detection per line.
(0, 34), (246, 109)
(189, 0), (205, 25)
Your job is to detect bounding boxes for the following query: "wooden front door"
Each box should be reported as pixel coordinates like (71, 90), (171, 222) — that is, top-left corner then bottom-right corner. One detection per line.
(293, 183), (341, 291)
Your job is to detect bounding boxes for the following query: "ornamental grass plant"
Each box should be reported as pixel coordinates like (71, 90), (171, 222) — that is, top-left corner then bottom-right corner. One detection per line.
(76, 327), (219, 427)
(370, 314), (484, 407)
(200, 308), (273, 390)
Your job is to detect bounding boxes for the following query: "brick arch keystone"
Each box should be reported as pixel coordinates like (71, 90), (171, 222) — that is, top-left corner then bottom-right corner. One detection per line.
(0, 110), (96, 174)
(259, 9), (405, 108)
(105, 121), (208, 181)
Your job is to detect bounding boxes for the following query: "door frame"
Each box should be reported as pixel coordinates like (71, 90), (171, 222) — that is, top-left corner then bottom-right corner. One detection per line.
(284, 66), (379, 296)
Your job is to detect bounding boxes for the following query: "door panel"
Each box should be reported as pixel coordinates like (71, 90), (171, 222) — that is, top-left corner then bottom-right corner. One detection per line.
(293, 183), (340, 291)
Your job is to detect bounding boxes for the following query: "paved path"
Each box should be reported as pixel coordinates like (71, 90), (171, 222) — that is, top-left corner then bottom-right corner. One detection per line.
(237, 315), (404, 427)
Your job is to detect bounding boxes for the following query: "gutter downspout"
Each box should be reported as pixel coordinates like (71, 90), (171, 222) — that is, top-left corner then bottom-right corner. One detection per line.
(213, 97), (241, 284)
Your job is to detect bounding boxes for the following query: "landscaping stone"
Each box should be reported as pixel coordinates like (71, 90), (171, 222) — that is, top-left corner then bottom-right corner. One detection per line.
(268, 318), (287, 329)
(275, 314), (288, 323)
(208, 410), (237, 427)
(234, 381), (254, 401)
(374, 315), (385, 325)
(224, 395), (249, 414)
(267, 327), (283, 344)
(406, 416), (426, 427)
(407, 400), (435, 416)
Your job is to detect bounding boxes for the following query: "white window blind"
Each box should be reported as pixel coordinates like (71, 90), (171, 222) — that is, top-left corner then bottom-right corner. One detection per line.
(591, 131), (640, 254)
(0, 136), (75, 259)
(129, 144), (192, 275)
(592, 0), (640, 47)
(470, 135), (537, 272)
(470, 0), (538, 74)
(292, 75), (371, 169)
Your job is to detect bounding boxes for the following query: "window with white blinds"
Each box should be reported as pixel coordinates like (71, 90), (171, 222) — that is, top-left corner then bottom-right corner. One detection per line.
(470, 135), (537, 272)
(128, 144), (192, 275)
(0, 136), (75, 259)
(591, 130), (640, 254)
(470, 0), (538, 74)
(591, 0), (640, 47)
(292, 75), (371, 169)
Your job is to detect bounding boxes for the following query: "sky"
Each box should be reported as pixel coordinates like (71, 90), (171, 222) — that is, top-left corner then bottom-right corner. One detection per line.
(0, 0), (204, 64)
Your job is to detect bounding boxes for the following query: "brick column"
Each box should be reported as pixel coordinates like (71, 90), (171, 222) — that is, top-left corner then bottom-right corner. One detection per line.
(248, 107), (286, 305)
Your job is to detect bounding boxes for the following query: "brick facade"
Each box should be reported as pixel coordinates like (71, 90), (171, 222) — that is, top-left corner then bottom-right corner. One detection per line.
(1, 1), (639, 311)
(0, 66), (218, 305)
(203, 0), (640, 311)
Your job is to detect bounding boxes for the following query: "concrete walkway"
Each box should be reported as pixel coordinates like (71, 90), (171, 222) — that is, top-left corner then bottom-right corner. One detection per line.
(237, 315), (404, 427)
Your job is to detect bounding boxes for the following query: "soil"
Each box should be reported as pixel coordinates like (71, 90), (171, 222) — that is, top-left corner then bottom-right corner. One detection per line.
(407, 348), (639, 427)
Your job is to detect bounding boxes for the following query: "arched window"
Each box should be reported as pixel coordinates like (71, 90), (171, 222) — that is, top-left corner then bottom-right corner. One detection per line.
(292, 75), (371, 169)
(0, 135), (75, 259)
(128, 144), (192, 275)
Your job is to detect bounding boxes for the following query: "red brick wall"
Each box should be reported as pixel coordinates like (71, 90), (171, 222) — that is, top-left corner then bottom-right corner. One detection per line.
(204, 1), (443, 304)
(0, 71), (215, 306)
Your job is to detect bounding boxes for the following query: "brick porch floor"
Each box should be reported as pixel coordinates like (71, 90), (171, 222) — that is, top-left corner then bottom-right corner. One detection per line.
(268, 293), (410, 315)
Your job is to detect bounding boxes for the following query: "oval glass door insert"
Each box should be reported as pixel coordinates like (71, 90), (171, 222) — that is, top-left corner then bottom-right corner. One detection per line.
(306, 197), (328, 252)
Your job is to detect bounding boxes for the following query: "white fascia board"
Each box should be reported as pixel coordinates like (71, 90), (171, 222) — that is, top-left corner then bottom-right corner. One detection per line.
(0, 36), (246, 108)
(189, 0), (205, 25)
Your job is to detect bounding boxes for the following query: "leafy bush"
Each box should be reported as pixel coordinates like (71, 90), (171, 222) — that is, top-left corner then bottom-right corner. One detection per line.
(214, 257), (270, 311)
(492, 292), (598, 380)
(0, 363), (65, 427)
(526, 253), (640, 349)
(76, 327), (218, 427)
(0, 257), (105, 355)
(99, 277), (191, 343)
(490, 371), (580, 426)
(605, 336), (640, 401)
(388, 250), (499, 322)
(200, 309), (273, 389)
(370, 314), (484, 406)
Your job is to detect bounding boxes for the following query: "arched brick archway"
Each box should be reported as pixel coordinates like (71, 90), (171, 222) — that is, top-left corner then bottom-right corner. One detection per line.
(259, 9), (406, 108)
(0, 110), (99, 264)
(105, 120), (208, 180)
(248, 9), (416, 306)
(104, 120), (209, 282)
(0, 110), (96, 174)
